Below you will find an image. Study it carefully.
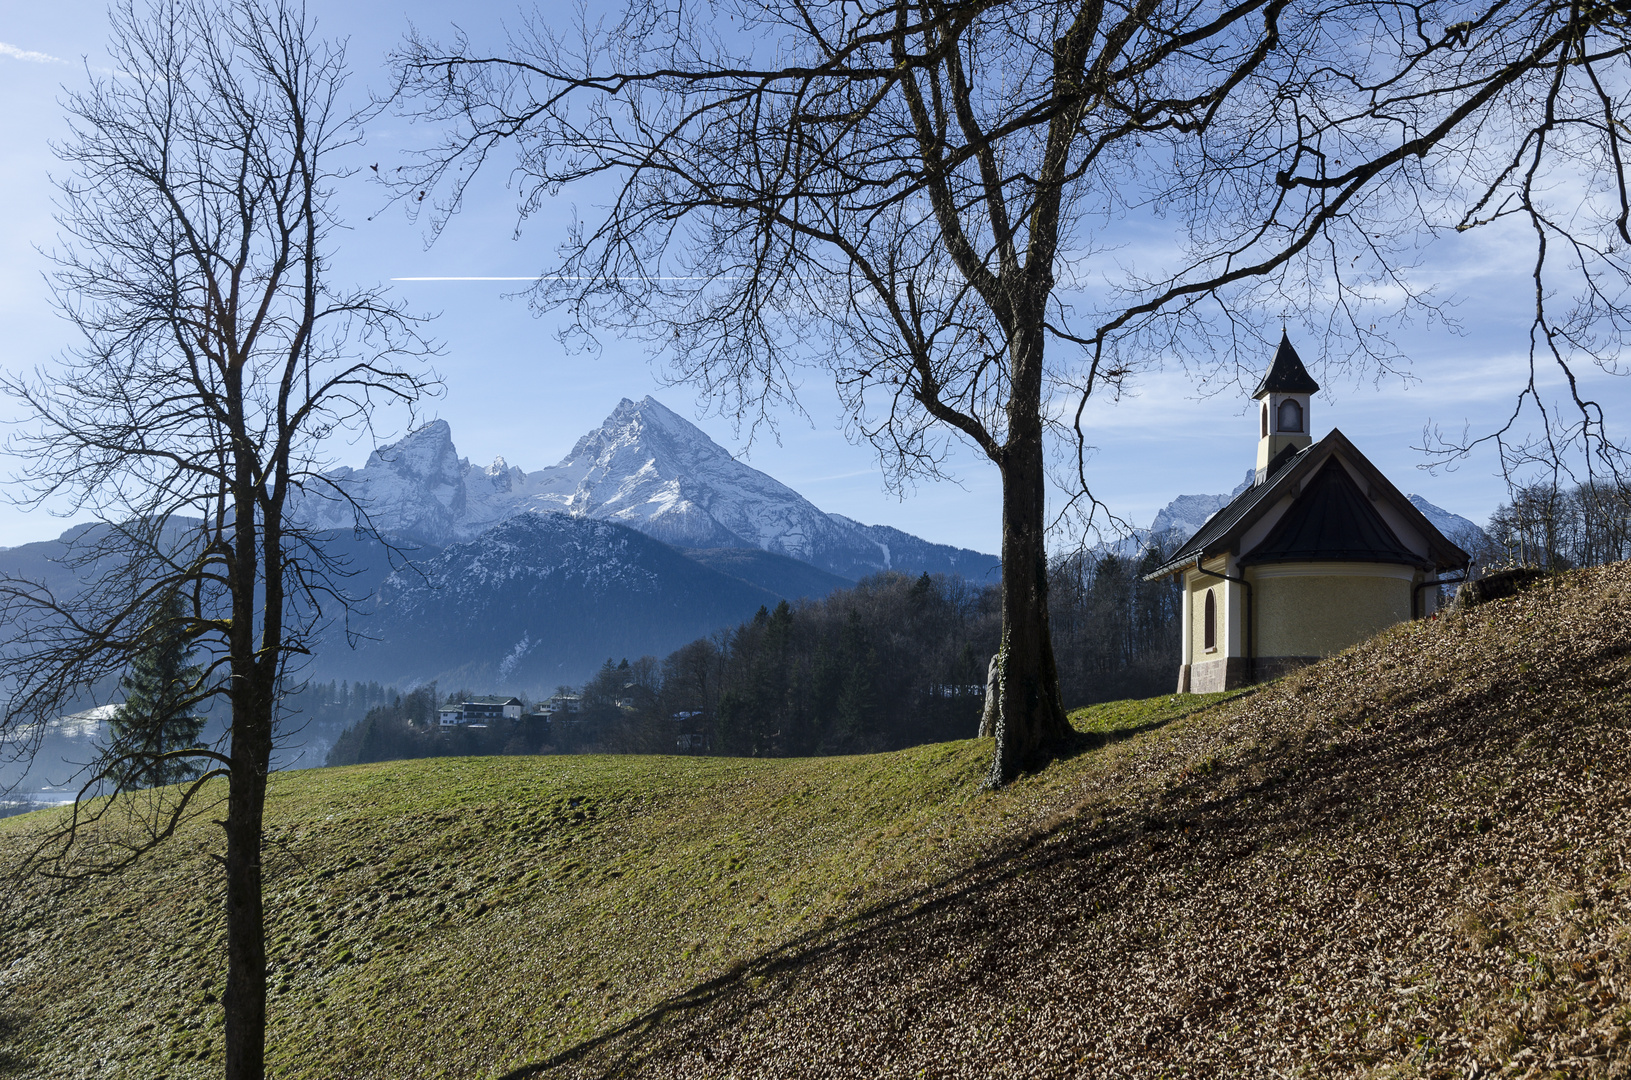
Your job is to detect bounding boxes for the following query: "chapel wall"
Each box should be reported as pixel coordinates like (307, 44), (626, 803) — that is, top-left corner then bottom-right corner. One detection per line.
(1250, 565), (1412, 657)
(1186, 573), (1231, 662)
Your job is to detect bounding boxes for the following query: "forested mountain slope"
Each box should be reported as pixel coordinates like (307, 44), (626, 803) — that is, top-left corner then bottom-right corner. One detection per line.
(318, 512), (788, 691)
(3, 564), (1629, 1078)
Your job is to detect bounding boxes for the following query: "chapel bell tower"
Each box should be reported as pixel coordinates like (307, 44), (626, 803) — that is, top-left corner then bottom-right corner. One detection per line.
(1254, 332), (1320, 482)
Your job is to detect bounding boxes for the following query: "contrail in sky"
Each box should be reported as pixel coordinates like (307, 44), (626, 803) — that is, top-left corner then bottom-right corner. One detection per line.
(0, 42), (68, 64)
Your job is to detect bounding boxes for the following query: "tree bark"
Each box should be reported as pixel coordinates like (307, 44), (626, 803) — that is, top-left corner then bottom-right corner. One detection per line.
(224, 478), (272, 1080)
(989, 326), (1072, 786)
(223, 726), (268, 1080)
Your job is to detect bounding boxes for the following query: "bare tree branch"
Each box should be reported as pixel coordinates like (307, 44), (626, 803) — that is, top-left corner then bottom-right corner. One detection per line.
(0, 2), (440, 1075)
(387, 0), (1631, 781)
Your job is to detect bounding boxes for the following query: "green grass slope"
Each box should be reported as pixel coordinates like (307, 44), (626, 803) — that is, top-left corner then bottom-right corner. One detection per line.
(4, 564), (1631, 1078)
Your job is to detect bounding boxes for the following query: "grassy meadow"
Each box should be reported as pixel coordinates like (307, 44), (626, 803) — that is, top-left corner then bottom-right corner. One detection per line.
(4, 564), (1631, 1077)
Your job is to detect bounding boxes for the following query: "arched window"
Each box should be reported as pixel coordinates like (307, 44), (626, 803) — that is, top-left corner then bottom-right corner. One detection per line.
(1277, 397), (1304, 433)
(1203, 588), (1217, 651)
(1260, 403), (1268, 437)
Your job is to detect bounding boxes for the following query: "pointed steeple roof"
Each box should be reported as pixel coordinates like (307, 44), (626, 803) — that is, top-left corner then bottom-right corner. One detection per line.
(1238, 456), (1421, 567)
(1252, 333), (1321, 397)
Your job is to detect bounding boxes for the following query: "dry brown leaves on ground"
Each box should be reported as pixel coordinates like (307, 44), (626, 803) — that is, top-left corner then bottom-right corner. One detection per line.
(523, 565), (1631, 1079)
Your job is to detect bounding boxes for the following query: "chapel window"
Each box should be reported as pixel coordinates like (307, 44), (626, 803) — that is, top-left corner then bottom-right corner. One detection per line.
(1277, 397), (1304, 433)
(1261, 403), (1268, 437)
(1203, 588), (1217, 651)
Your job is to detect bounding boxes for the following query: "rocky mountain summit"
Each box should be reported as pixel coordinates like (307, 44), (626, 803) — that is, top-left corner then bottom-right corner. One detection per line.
(1147, 472), (1253, 541)
(305, 397), (997, 581)
(1406, 494), (1488, 555)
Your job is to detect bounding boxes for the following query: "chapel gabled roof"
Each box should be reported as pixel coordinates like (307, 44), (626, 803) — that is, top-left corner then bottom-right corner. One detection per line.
(1238, 456), (1420, 566)
(1144, 442), (1314, 579)
(1143, 429), (1470, 580)
(1252, 333), (1321, 397)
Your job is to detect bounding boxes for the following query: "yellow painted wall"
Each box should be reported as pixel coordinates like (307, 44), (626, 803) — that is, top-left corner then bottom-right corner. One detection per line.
(1251, 569), (1411, 657)
(1188, 578), (1224, 661)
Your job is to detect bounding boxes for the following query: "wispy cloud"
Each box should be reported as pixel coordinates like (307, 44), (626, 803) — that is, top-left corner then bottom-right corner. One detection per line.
(0, 42), (68, 65)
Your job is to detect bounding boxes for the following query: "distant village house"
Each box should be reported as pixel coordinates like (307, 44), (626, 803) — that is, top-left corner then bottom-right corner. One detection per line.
(438, 696), (524, 727)
(461, 696), (524, 722)
(532, 692), (582, 719)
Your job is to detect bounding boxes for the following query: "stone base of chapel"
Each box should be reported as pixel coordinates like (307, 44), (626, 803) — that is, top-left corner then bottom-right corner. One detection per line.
(1179, 655), (1322, 693)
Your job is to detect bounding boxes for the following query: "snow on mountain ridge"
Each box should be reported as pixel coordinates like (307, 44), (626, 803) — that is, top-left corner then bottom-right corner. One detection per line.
(303, 396), (997, 581)
(1095, 477), (1484, 564)
(1407, 495), (1487, 555)
(533, 396), (826, 554)
(1150, 493), (1233, 540)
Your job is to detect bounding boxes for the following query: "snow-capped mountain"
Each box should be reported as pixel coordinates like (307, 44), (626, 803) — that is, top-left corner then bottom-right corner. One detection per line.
(1149, 494), (1233, 541)
(1407, 495), (1488, 555)
(304, 397), (998, 581)
(530, 397), (820, 551)
(1149, 472), (1254, 540)
(305, 419), (526, 543)
(1091, 475), (1485, 563)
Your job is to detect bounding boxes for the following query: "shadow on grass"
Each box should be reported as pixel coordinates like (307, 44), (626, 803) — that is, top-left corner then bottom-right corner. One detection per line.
(492, 823), (1084, 1078)
(0, 1007), (32, 1077)
(1065, 688), (1259, 755)
(487, 688), (1321, 1079)
(494, 639), (1629, 1078)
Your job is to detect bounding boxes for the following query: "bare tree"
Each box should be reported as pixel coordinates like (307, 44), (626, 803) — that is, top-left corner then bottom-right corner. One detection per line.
(390, 0), (1631, 783)
(0, 0), (437, 1075)
(1481, 478), (1631, 570)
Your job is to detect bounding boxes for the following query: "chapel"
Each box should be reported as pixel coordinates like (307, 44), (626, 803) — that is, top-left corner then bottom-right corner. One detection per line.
(1146, 334), (1470, 694)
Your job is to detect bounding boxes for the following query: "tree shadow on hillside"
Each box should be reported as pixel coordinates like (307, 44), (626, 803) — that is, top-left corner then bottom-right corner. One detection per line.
(1067, 691), (1257, 753)
(492, 657), (1627, 1079)
(0, 1007), (32, 1077)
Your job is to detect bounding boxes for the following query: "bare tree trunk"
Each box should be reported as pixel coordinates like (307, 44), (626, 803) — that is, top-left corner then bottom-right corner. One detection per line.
(989, 330), (1071, 785)
(223, 720), (268, 1080)
(224, 481), (271, 1080)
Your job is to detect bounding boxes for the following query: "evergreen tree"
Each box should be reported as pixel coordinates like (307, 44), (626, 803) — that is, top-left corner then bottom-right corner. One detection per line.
(108, 594), (206, 790)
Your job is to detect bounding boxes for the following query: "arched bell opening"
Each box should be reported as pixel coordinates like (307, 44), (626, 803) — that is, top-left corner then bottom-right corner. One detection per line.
(1277, 397), (1304, 433)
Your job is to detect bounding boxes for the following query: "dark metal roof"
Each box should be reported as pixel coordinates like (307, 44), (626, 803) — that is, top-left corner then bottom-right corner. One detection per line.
(1252, 333), (1321, 397)
(1143, 429), (1471, 580)
(1238, 457), (1424, 567)
(1143, 443), (1315, 579)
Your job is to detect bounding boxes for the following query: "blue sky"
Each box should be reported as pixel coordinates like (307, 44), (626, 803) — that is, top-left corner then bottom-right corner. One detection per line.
(0, 0), (1613, 555)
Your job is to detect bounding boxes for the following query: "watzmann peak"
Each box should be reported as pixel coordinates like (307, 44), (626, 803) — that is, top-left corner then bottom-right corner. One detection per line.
(299, 398), (996, 582)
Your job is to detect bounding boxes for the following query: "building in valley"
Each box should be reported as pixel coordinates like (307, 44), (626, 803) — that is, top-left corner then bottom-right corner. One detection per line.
(461, 696), (524, 722)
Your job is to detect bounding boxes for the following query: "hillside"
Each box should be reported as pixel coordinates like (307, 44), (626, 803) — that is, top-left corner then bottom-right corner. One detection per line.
(3, 564), (1631, 1077)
